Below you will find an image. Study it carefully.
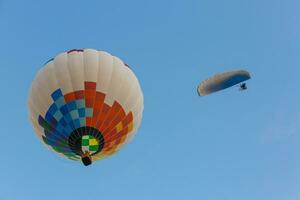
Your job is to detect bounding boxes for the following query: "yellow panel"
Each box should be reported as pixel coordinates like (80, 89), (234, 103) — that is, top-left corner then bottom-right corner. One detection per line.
(116, 122), (123, 132)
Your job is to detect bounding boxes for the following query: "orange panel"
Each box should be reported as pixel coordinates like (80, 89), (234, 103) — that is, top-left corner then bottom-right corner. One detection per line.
(99, 102), (122, 131)
(64, 93), (76, 103)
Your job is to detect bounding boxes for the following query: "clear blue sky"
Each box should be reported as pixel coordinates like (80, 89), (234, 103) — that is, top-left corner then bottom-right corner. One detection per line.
(1, 0), (300, 199)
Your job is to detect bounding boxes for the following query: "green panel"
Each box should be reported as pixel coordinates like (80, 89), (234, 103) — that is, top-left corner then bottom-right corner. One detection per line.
(89, 145), (99, 151)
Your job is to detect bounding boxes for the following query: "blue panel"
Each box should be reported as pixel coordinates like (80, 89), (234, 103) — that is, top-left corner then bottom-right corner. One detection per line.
(45, 130), (60, 141)
(56, 123), (64, 133)
(45, 112), (53, 122)
(60, 104), (69, 115)
(59, 118), (67, 127)
(43, 136), (57, 146)
(48, 104), (58, 115)
(58, 147), (72, 153)
(64, 113), (72, 123)
(55, 133), (66, 142)
(78, 108), (85, 117)
(45, 113), (57, 127)
(44, 130), (53, 137)
(51, 89), (63, 101)
(73, 119), (81, 128)
(64, 125), (73, 134)
(68, 121), (76, 131)
(68, 101), (77, 111)
(61, 130), (69, 137)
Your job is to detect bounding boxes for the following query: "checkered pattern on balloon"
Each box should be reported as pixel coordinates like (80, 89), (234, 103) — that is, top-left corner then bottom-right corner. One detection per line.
(38, 81), (134, 161)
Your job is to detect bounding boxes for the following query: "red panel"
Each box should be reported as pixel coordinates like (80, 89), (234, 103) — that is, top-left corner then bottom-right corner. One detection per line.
(95, 92), (105, 101)
(92, 109), (100, 119)
(85, 98), (94, 108)
(95, 104), (110, 130)
(84, 82), (96, 90)
(64, 92), (76, 103)
(103, 129), (117, 142)
(85, 90), (95, 98)
(74, 91), (84, 99)
(96, 104), (110, 132)
(93, 93), (105, 112)
(86, 117), (93, 126)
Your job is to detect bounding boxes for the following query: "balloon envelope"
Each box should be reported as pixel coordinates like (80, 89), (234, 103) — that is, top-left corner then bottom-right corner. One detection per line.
(28, 49), (143, 165)
(197, 70), (251, 96)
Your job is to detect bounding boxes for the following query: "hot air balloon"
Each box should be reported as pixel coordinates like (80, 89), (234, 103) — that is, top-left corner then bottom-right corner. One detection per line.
(197, 69), (251, 96)
(28, 49), (143, 166)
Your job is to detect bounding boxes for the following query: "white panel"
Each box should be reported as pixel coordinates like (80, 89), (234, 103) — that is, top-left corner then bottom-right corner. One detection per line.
(29, 80), (49, 117)
(83, 49), (99, 82)
(28, 61), (58, 117)
(123, 84), (143, 113)
(104, 56), (126, 106)
(67, 51), (85, 91)
(114, 67), (136, 106)
(53, 52), (74, 94)
(96, 51), (114, 96)
(130, 95), (144, 117)
(39, 61), (59, 100)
